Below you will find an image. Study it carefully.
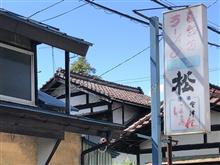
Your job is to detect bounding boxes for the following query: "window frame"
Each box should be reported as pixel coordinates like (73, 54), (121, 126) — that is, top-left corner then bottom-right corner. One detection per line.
(0, 42), (35, 106)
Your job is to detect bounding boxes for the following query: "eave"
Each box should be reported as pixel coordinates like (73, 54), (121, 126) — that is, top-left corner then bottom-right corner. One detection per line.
(0, 9), (92, 56)
(0, 102), (124, 139)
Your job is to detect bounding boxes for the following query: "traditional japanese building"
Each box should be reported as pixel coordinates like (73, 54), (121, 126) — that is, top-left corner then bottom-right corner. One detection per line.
(111, 84), (220, 165)
(0, 9), (124, 165)
(41, 68), (151, 164)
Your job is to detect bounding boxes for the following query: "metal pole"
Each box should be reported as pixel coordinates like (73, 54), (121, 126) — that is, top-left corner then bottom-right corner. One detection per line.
(136, 153), (140, 165)
(65, 51), (70, 115)
(150, 16), (162, 165)
(167, 136), (173, 165)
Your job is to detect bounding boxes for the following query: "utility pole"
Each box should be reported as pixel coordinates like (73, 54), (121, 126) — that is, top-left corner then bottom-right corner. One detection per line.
(150, 16), (162, 165)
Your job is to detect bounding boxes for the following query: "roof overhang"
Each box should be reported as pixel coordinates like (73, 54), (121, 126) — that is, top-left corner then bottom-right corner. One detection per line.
(0, 9), (92, 56)
(0, 102), (124, 139)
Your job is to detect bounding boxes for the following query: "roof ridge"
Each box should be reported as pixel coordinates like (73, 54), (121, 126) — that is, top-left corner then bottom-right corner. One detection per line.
(57, 68), (143, 94)
(210, 83), (220, 90)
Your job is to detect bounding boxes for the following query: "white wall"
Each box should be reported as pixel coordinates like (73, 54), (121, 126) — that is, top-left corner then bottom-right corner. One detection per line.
(93, 105), (108, 113)
(112, 102), (123, 124)
(124, 104), (139, 123)
(70, 95), (86, 106)
(59, 89), (109, 115)
(112, 102), (140, 124)
(89, 94), (100, 103)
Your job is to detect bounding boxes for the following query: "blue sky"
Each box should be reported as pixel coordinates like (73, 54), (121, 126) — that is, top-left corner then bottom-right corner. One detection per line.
(2, 0), (220, 96)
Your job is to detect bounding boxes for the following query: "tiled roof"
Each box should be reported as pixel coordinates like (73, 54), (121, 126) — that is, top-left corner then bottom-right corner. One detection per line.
(210, 83), (220, 106)
(43, 69), (151, 107)
(124, 83), (220, 134)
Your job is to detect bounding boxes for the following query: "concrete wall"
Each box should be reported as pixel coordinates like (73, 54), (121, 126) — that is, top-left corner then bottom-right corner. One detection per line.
(0, 133), (37, 165)
(50, 132), (81, 165)
(0, 132), (81, 165)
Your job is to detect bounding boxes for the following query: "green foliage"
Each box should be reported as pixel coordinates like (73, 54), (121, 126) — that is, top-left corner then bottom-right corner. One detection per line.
(70, 57), (96, 75)
(121, 159), (135, 165)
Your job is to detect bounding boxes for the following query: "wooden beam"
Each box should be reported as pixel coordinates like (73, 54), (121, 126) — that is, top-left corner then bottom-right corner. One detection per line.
(136, 153), (140, 165)
(211, 124), (220, 131)
(45, 139), (62, 165)
(0, 122), (64, 139)
(0, 113), (65, 139)
(33, 44), (38, 105)
(203, 134), (207, 143)
(0, 102), (124, 137)
(57, 91), (86, 99)
(65, 51), (70, 115)
(75, 101), (107, 110)
(86, 93), (89, 104)
(122, 102), (125, 125)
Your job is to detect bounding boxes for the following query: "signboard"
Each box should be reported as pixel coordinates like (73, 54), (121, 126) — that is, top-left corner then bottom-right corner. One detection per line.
(164, 5), (210, 135)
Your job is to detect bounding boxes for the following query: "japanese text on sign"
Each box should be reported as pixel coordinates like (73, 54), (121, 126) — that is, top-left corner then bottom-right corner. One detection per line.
(164, 5), (210, 135)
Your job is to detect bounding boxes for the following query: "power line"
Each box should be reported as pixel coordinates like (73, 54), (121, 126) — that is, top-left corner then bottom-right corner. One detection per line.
(162, 0), (220, 30)
(120, 68), (220, 84)
(28, 0), (64, 19)
(207, 0), (219, 8)
(40, 40), (153, 90)
(99, 47), (149, 77)
(40, 66), (220, 91)
(99, 37), (163, 77)
(208, 20), (220, 30)
(161, 0), (175, 6)
(83, 0), (150, 26)
(134, 5), (188, 12)
(84, 0), (220, 48)
(151, 0), (220, 36)
(208, 41), (220, 48)
(42, 2), (88, 22)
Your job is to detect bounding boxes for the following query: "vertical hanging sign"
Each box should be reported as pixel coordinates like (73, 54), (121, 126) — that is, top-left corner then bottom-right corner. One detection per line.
(164, 5), (210, 135)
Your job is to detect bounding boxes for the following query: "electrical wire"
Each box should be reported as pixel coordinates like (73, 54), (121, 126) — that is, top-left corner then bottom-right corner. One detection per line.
(28, 0), (64, 19)
(152, 0), (220, 37)
(84, 0), (150, 27)
(120, 68), (220, 84)
(161, 0), (175, 6)
(40, 38), (161, 91)
(98, 34), (161, 77)
(40, 37), (165, 93)
(40, 66), (220, 92)
(83, 0), (220, 48)
(99, 47), (149, 77)
(208, 20), (220, 30)
(207, 0), (219, 8)
(42, 2), (88, 22)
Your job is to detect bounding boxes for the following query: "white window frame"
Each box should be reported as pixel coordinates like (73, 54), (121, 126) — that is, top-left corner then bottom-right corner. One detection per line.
(0, 42), (35, 106)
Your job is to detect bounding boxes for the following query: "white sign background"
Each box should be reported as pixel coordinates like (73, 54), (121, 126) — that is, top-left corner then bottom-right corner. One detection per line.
(164, 5), (210, 135)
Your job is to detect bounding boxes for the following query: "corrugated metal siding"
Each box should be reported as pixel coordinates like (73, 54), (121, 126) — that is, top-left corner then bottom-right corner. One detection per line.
(83, 141), (112, 165)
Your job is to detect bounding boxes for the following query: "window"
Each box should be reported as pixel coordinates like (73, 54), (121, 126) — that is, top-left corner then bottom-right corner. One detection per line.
(0, 42), (35, 105)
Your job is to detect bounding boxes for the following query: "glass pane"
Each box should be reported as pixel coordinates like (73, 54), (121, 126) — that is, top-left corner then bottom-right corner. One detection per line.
(0, 46), (32, 100)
